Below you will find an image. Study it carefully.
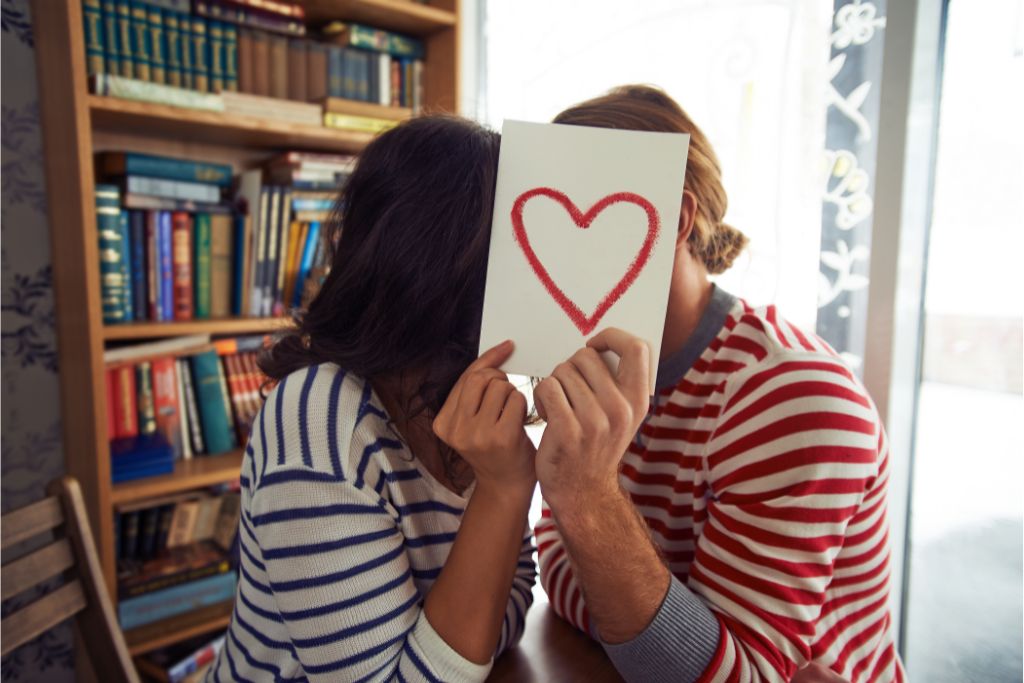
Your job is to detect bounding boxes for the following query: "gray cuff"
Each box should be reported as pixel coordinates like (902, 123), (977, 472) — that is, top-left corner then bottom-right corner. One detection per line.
(600, 577), (721, 683)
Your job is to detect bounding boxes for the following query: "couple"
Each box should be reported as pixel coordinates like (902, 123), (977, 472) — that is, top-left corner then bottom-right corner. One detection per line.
(207, 86), (904, 683)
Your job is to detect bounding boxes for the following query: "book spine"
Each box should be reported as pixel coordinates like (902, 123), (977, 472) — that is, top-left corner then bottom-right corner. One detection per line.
(175, 359), (194, 459)
(118, 209), (134, 321)
(136, 361), (158, 435)
(293, 221), (320, 308)
(194, 213), (212, 319)
(282, 220), (306, 307)
(287, 38), (307, 101)
(222, 355), (249, 439)
(96, 184), (127, 324)
(138, 506), (159, 559)
(115, 0), (134, 77)
(212, 491), (241, 551)
(261, 187), (281, 317)
(412, 59), (423, 114)
(306, 42), (327, 102)
(192, 16), (210, 92)
(209, 214), (233, 318)
(162, 9), (181, 87)
(342, 47), (356, 100)
(129, 0), (151, 81)
(146, 211), (160, 320)
(129, 211), (147, 320)
(209, 20), (225, 92)
(113, 364), (139, 438)
(328, 46), (343, 98)
(125, 176), (222, 203)
(117, 571), (237, 630)
(226, 0), (305, 18)
(120, 552), (231, 599)
(322, 112), (398, 133)
(147, 5), (166, 84)
(190, 351), (236, 454)
(194, 0), (305, 36)
(107, 153), (233, 187)
(345, 23), (425, 59)
(172, 211), (194, 320)
(101, 0), (121, 76)
(237, 28), (253, 92)
(251, 30), (269, 96)
(181, 358), (206, 454)
(82, 0), (106, 76)
(151, 356), (183, 459)
(250, 188), (269, 316)
(159, 211), (174, 321)
(223, 23), (238, 91)
(176, 10), (193, 89)
(358, 50), (370, 102)
(231, 214), (246, 316)
(269, 35), (288, 99)
(155, 502), (176, 550)
(215, 357), (239, 449)
(121, 510), (141, 560)
(390, 58), (400, 107)
(105, 368), (117, 439)
(166, 499), (199, 548)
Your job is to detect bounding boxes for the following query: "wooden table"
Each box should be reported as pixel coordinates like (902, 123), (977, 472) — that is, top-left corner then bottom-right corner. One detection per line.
(488, 591), (624, 682)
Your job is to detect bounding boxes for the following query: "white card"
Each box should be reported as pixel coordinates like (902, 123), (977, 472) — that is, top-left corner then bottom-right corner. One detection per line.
(479, 120), (691, 391)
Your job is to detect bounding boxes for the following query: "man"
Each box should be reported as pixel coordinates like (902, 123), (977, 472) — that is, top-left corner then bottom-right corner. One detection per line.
(533, 86), (904, 683)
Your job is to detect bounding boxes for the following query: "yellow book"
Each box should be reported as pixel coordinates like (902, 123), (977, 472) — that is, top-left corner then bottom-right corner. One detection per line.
(323, 112), (398, 134)
(283, 221), (308, 308)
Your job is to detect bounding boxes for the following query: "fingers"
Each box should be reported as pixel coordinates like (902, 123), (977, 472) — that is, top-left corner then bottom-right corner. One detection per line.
(534, 377), (574, 425)
(469, 339), (515, 373)
(457, 368), (508, 417)
(586, 328), (651, 408)
(497, 389), (528, 431)
(478, 378), (516, 423)
(568, 347), (618, 396)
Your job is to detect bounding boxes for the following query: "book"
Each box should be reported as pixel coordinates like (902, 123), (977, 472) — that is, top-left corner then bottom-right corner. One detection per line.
(323, 22), (425, 60)
(159, 211), (174, 321)
(194, 213), (212, 319)
(306, 41), (327, 102)
(250, 187), (270, 316)
(137, 632), (226, 683)
(212, 492), (240, 551)
(230, 213), (249, 316)
(250, 29), (269, 96)
(192, 496), (223, 542)
(236, 28), (253, 92)
(219, 91), (320, 125)
(292, 196), (333, 212)
(269, 34), (288, 99)
(119, 540), (231, 600)
(163, 9), (182, 87)
(100, 153), (234, 187)
(327, 45), (343, 98)
(117, 565), (237, 629)
(171, 212), (193, 320)
(223, 23), (238, 91)
(121, 510), (141, 559)
(174, 359), (194, 459)
(191, 15), (210, 92)
(282, 220), (306, 307)
(124, 175), (221, 205)
(176, 9), (193, 89)
(103, 334), (212, 364)
(138, 506), (160, 559)
(156, 502), (176, 550)
(194, 0), (305, 36)
(377, 52), (391, 106)
(129, 0), (152, 81)
(190, 351), (237, 454)
(146, 210), (160, 319)
(342, 47), (356, 100)
(293, 221), (321, 308)
(101, 0), (121, 76)
(136, 361), (158, 435)
(83, 0), (106, 76)
(166, 497), (201, 547)
(262, 187), (283, 316)
(123, 193), (230, 214)
(96, 184), (127, 323)
(221, 355), (250, 438)
(113, 364), (139, 438)
(115, 0), (134, 77)
(91, 73), (225, 111)
(147, 4), (166, 84)
(286, 38), (307, 101)
(234, 169), (261, 315)
(180, 359), (206, 454)
(215, 355), (237, 446)
(209, 213), (233, 318)
(151, 357), (184, 459)
(140, 0), (189, 11)
(323, 111), (398, 134)
(118, 210), (134, 321)
(228, 0), (304, 18)
(322, 96), (410, 121)
(208, 20), (225, 92)
(105, 368), (118, 439)
(110, 432), (175, 483)
(129, 210), (147, 320)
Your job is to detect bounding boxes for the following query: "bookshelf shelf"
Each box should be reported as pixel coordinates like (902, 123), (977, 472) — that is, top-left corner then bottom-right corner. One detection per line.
(111, 451), (245, 506)
(125, 600), (234, 655)
(90, 96), (375, 153)
(103, 317), (290, 341)
(302, 0), (457, 36)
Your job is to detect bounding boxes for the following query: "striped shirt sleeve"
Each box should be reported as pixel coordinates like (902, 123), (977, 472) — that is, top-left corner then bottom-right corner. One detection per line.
(250, 466), (492, 683)
(535, 503), (591, 633)
(687, 354), (881, 681)
(496, 527), (538, 655)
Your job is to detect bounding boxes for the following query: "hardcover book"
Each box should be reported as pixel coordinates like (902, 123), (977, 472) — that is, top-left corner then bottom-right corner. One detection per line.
(193, 213), (212, 319)
(189, 351), (237, 454)
(209, 213), (233, 318)
(151, 356), (184, 459)
(100, 153), (233, 186)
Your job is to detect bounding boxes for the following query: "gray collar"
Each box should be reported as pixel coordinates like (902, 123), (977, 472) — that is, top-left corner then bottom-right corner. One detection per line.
(654, 284), (737, 393)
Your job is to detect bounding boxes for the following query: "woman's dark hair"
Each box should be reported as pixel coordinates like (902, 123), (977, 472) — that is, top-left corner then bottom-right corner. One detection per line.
(260, 115), (501, 420)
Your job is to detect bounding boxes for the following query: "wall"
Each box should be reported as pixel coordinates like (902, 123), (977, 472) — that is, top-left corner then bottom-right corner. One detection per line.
(1, 0), (75, 680)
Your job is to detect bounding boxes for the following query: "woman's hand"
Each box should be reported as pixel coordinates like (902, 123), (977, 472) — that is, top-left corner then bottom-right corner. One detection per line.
(534, 328), (651, 513)
(433, 340), (536, 495)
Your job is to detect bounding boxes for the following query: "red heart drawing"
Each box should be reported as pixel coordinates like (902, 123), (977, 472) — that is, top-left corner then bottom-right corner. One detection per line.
(511, 187), (661, 335)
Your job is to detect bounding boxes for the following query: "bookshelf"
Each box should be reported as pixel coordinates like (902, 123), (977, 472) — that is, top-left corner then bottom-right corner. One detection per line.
(31, 0), (461, 662)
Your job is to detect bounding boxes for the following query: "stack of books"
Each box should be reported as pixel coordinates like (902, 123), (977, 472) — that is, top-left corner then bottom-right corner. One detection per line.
(104, 333), (269, 470)
(96, 151), (346, 324)
(82, 0), (423, 132)
(136, 632), (226, 682)
(115, 485), (240, 629)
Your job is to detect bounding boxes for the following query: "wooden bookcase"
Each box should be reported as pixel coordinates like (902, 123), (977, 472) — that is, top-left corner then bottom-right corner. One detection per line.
(31, 0), (460, 658)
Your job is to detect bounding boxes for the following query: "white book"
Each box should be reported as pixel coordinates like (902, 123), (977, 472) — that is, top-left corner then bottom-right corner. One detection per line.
(175, 359), (193, 460)
(103, 334), (211, 363)
(379, 53), (391, 106)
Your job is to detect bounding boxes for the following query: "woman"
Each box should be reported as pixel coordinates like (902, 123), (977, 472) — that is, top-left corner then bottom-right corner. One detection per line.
(207, 116), (537, 682)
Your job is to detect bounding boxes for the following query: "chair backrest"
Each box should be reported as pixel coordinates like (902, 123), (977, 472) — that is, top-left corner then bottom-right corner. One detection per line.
(1, 476), (140, 683)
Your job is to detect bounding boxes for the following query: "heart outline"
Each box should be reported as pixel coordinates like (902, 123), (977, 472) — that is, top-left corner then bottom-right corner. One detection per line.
(511, 187), (661, 335)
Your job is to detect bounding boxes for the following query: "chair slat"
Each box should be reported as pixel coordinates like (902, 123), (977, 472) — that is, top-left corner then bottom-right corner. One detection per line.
(0, 579), (86, 657)
(1, 497), (63, 550)
(1, 538), (76, 601)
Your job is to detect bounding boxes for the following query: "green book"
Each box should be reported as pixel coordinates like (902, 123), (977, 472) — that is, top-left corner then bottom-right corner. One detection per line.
(174, 10), (192, 89)
(82, 0), (106, 76)
(147, 5), (166, 84)
(129, 0), (151, 81)
(222, 23), (237, 92)
(136, 361), (158, 435)
(208, 20), (224, 93)
(189, 351), (236, 455)
(194, 213), (212, 319)
(96, 184), (126, 323)
(118, 209), (134, 321)
(191, 16), (209, 93)
(163, 9), (181, 87)
(115, 0), (134, 77)
(100, 0), (121, 76)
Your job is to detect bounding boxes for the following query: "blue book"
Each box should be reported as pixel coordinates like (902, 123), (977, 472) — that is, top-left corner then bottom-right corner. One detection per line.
(129, 211), (147, 320)
(96, 184), (127, 324)
(231, 213), (246, 316)
(82, 0), (106, 76)
(328, 46), (343, 98)
(146, 4), (166, 84)
(222, 23), (237, 91)
(118, 570), (237, 630)
(292, 197), (334, 212)
(100, 0), (121, 76)
(115, 0), (134, 78)
(129, 0), (151, 81)
(191, 15), (210, 92)
(292, 221), (321, 309)
(110, 432), (175, 484)
(159, 211), (174, 321)
(176, 10), (193, 89)
(189, 351), (236, 455)
(99, 152), (233, 187)
(208, 20), (225, 93)
(118, 210), (134, 321)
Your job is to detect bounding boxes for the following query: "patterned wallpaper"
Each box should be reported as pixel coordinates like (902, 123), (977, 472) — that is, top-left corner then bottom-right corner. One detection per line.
(1, 0), (75, 679)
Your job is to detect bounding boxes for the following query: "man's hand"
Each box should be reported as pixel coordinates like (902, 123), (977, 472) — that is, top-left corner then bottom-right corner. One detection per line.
(534, 328), (651, 513)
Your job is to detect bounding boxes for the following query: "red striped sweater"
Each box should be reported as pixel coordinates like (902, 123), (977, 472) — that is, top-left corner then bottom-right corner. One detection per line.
(536, 293), (905, 682)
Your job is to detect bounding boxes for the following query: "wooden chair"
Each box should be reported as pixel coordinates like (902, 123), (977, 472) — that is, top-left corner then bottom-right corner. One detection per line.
(1, 476), (139, 683)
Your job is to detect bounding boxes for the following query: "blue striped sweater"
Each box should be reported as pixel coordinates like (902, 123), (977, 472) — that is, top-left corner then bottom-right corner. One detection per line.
(206, 363), (537, 682)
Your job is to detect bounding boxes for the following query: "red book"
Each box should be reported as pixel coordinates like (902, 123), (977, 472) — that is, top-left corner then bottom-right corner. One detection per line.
(171, 212), (194, 320)
(151, 357), (184, 459)
(113, 365), (139, 439)
(222, 354), (250, 439)
(240, 352), (265, 418)
(105, 368), (117, 439)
